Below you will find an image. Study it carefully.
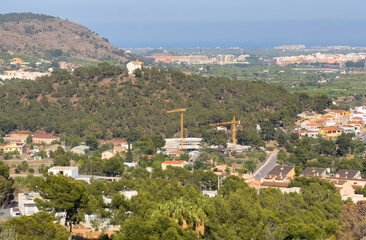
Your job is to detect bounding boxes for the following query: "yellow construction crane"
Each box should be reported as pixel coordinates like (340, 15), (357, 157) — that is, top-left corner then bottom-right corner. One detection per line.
(166, 108), (186, 150)
(209, 117), (240, 152)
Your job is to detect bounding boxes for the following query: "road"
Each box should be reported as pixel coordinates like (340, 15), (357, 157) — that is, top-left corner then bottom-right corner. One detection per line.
(358, 130), (366, 143)
(252, 150), (278, 180)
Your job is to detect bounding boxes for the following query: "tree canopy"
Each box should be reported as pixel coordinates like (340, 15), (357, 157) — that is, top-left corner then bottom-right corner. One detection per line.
(35, 174), (89, 232)
(0, 64), (331, 138)
(1, 212), (69, 240)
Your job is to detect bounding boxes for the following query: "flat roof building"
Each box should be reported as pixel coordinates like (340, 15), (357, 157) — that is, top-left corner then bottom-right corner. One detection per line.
(18, 192), (41, 216)
(164, 138), (202, 153)
(48, 166), (79, 178)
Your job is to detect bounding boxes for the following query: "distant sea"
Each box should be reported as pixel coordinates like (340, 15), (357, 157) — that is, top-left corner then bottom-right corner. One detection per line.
(90, 20), (366, 49)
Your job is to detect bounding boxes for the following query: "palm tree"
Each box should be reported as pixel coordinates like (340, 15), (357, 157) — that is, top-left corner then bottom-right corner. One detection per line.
(152, 197), (207, 236)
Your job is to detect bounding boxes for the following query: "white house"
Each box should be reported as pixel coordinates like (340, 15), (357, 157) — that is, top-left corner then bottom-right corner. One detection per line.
(120, 190), (138, 200)
(126, 61), (143, 75)
(161, 161), (187, 170)
(304, 123), (319, 131)
(341, 125), (361, 135)
(352, 112), (364, 119)
(323, 120), (337, 127)
(355, 106), (366, 114)
(216, 126), (227, 131)
(102, 149), (114, 159)
(280, 187), (301, 194)
(18, 192), (41, 216)
(298, 130), (319, 138)
(124, 162), (137, 168)
(103, 195), (112, 205)
(226, 143), (251, 153)
(202, 190), (217, 197)
(48, 166), (79, 178)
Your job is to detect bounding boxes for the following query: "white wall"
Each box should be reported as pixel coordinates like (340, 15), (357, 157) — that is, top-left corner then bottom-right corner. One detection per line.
(48, 167), (78, 178)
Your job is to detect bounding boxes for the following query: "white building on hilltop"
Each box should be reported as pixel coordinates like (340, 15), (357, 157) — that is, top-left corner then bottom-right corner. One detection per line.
(127, 60), (143, 75)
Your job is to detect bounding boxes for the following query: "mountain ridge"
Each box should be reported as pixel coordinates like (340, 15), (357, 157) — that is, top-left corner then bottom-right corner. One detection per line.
(0, 13), (132, 62)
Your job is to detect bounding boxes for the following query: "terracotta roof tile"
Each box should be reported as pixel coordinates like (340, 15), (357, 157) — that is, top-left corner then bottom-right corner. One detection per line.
(261, 181), (289, 187)
(33, 133), (58, 139)
(162, 161), (185, 165)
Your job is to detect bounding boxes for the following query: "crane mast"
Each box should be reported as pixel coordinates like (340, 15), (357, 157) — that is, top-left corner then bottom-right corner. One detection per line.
(209, 116), (240, 152)
(166, 108), (186, 150)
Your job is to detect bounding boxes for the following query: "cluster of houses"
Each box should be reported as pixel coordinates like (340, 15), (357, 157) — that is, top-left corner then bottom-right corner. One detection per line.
(0, 164), (137, 239)
(6, 163), (366, 219)
(1, 133), (59, 157)
(1, 165), (132, 219)
(273, 52), (366, 66)
(2, 146), (366, 238)
(247, 165), (366, 203)
(296, 107), (366, 138)
(101, 141), (130, 159)
(157, 155), (366, 204)
(0, 55), (53, 81)
(0, 134), (132, 160)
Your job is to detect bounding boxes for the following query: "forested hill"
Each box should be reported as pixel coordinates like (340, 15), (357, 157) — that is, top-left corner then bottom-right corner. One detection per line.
(0, 13), (132, 62)
(0, 64), (331, 139)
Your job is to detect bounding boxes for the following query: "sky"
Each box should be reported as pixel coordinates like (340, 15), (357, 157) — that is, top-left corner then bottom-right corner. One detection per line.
(1, 0), (366, 48)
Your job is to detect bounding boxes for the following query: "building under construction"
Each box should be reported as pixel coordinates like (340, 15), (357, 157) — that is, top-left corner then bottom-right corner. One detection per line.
(163, 138), (202, 154)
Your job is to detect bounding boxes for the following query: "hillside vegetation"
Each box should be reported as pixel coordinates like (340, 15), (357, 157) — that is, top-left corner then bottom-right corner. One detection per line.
(0, 63), (331, 139)
(0, 13), (131, 62)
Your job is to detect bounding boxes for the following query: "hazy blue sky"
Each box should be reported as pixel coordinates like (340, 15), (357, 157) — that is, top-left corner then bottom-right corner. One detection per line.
(1, 0), (366, 48)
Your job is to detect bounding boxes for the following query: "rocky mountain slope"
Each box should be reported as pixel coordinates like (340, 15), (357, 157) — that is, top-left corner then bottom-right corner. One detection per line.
(0, 13), (131, 62)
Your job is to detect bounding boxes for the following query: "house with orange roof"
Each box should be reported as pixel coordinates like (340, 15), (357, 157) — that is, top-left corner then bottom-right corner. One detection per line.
(304, 123), (319, 131)
(328, 109), (350, 118)
(3, 134), (29, 143)
(126, 60), (143, 75)
(260, 181), (289, 188)
(351, 116), (363, 121)
(113, 146), (127, 153)
(327, 178), (354, 197)
(72, 228), (115, 239)
(169, 150), (186, 157)
(32, 133), (59, 145)
(141, 154), (154, 159)
(341, 124), (361, 135)
(102, 150), (115, 160)
(246, 179), (261, 188)
(211, 164), (234, 175)
(11, 57), (24, 64)
(161, 160), (187, 170)
(319, 126), (342, 138)
(1, 141), (27, 155)
(113, 140), (130, 153)
(323, 119), (339, 127)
